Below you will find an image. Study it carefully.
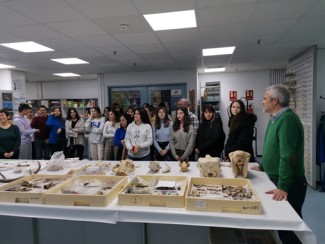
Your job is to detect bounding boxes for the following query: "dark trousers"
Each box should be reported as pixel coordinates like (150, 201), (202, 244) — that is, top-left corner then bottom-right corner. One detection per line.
(35, 139), (50, 160)
(66, 145), (84, 160)
(155, 141), (171, 161)
(271, 178), (307, 244)
(49, 143), (64, 156)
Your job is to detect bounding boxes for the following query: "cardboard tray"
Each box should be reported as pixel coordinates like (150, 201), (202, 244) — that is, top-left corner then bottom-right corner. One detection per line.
(185, 177), (261, 214)
(118, 175), (188, 208)
(0, 174), (70, 204)
(45, 175), (127, 207)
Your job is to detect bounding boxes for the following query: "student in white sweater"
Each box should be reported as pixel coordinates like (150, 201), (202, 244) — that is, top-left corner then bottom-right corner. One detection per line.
(124, 107), (153, 161)
(103, 110), (120, 160)
(85, 106), (105, 160)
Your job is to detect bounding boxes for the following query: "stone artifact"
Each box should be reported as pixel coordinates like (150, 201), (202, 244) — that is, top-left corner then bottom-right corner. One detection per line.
(148, 161), (161, 173)
(197, 155), (221, 177)
(229, 150), (251, 178)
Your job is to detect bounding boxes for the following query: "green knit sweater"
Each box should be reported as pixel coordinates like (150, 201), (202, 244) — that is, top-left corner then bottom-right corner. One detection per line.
(260, 109), (305, 191)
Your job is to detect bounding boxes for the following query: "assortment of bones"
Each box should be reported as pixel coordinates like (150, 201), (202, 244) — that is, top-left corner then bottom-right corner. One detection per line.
(112, 159), (135, 176)
(190, 184), (254, 201)
(0, 161), (41, 183)
(5, 178), (66, 192)
(125, 177), (183, 196)
(61, 179), (118, 195)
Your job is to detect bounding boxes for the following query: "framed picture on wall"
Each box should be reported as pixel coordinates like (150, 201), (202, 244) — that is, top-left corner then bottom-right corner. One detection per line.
(2, 92), (12, 102)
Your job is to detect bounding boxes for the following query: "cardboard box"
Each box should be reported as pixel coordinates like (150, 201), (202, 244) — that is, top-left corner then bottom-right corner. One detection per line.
(186, 177), (261, 214)
(46, 175), (127, 207)
(118, 175), (188, 208)
(0, 174), (69, 204)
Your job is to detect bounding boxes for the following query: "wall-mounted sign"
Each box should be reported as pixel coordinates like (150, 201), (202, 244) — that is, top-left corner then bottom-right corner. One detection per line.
(246, 90), (254, 100)
(229, 91), (237, 101)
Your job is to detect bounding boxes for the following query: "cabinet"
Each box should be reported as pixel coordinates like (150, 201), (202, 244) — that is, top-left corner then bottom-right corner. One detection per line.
(200, 82), (220, 116)
(27, 99), (98, 118)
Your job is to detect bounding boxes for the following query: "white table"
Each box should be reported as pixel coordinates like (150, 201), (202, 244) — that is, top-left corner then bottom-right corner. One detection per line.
(0, 160), (316, 244)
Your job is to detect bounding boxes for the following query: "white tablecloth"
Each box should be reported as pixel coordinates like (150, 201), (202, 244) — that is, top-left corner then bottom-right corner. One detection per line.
(0, 160), (316, 243)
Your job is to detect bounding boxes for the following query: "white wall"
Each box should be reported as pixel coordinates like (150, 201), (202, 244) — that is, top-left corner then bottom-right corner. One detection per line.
(0, 70), (12, 90)
(198, 71), (270, 156)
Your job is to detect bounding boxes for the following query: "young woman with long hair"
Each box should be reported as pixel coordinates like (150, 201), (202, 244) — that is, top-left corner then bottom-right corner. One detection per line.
(124, 107), (153, 161)
(152, 106), (173, 161)
(224, 99), (257, 161)
(114, 114), (132, 160)
(170, 106), (195, 161)
(103, 110), (120, 160)
(65, 108), (85, 159)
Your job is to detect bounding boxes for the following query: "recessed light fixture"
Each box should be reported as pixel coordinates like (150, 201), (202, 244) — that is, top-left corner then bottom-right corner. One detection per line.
(144, 10), (197, 31)
(0, 63), (15, 69)
(51, 58), (89, 65)
(202, 46), (236, 56)
(53, 73), (81, 77)
(204, 68), (226, 73)
(0, 41), (54, 53)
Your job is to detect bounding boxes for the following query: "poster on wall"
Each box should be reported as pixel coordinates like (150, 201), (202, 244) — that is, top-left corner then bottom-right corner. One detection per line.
(229, 91), (237, 101)
(245, 90), (254, 100)
(111, 90), (140, 111)
(12, 79), (26, 113)
(150, 90), (161, 110)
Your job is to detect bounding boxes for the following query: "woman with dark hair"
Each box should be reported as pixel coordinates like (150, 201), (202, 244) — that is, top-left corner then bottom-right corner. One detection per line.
(195, 105), (225, 158)
(125, 106), (135, 119)
(124, 107), (153, 161)
(46, 107), (66, 155)
(152, 106), (173, 161)
(224, 99), (257, 161)
(0, 109), (21, 159)
(170, 106), (195, 161)
(112, 103), (124, 116)
(65, 108), (85, 159)
(114, 114), (132, 160)
(103, 110), (120, 160)
(85, 106), (106, 160)
(102, 106), (111, 122)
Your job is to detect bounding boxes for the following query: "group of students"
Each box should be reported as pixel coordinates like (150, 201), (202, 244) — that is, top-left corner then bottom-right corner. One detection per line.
(0, 98), (257, 163)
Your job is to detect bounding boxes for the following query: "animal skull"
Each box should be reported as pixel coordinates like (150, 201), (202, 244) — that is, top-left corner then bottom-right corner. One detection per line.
(148, 161), (161, 173)
(197, 155), (221, 177)
(229, 150), (251, 178)
(112, 159), (135, 176)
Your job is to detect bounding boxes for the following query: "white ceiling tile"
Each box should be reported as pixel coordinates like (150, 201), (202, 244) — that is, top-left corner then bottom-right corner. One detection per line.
(197, 0), (257, 8)
(129, 43), (166, 54)
(6, 25), (66, 41)
(41, 38), (86, 50)
(60, 48), (104, 58)
(277, 31), (320, 45)
(77, 35), (121, 48)
(290, 16), (325, 32)
(0, 30), (26, 43)
(250, 1), (280, 22)
(47, 20), (108, 37)
(96, 46), (133, 56)
(114, 32), (160, 45)
(132, 0), (196, 14)
(274, 0), (318, 19)
(66, 0), (139, 18)
(4, 0), (85, 23)
(93, 15), (152, 35)
(245, 19), (297, 36)
(304, 0), (325, 17)
(198, 4), (255, 26)
(155, 28), (199, 43)
(0, 4), (36, 26)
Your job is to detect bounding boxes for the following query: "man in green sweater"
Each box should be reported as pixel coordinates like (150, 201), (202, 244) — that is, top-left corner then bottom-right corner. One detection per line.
(251, 84), (307, 244)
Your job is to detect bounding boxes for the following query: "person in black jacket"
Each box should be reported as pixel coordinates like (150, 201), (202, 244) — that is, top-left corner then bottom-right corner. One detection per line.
(195, 105), (225, 158)
(224, 99), (257, 161)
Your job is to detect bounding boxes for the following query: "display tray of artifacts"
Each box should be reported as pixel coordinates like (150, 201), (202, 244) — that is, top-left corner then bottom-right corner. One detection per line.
(45, 175), (127, 207)
(185, 178), (261, 215)
(118, 175), (188, 208)
(0, 174), (69, 204)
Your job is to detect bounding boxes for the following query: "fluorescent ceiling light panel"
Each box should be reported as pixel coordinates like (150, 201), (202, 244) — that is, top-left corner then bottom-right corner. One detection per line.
(202, 46), (236, 56)
(204, 68), (226, 73)
(53, 73), (81, 77)
(0, 63), (15, 69)
(144, 10), (197, 31)
(0, 41), (54, 53)
(51, 58), (89, 65)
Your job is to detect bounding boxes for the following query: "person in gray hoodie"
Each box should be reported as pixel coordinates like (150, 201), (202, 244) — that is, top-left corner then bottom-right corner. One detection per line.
(13, 103), (39, 159)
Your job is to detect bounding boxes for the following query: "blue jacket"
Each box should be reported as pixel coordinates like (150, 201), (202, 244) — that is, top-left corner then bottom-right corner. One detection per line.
(114, 128), (126, 148)
(46, 114), (65, 144)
